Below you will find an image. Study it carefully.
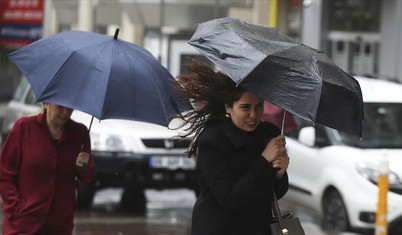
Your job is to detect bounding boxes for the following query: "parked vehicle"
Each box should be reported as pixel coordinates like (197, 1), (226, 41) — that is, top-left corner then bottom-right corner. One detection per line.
(1, 77), (197, 212)
(282, 76), (402, 234)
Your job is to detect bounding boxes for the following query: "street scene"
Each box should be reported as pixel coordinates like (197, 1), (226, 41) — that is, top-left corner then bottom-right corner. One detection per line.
(77, 189), (366, 235)
(0, 188), (379, 234)
(72, 189), (363, 235)
(1, 0), (402, 235)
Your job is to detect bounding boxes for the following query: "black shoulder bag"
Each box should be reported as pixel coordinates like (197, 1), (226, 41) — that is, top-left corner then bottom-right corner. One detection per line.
(270, 188), (306, 235)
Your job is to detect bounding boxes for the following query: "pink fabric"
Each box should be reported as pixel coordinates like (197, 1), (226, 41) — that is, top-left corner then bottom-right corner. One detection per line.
(0, 112), (95, 235)
(262, 101), (296, 134)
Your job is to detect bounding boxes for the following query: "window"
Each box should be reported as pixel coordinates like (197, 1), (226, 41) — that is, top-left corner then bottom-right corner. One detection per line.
(336, 103), (402, 148)
(328, 0), (381, 32)
(25, 88), (40, 106)
(13, 77), (29, 101)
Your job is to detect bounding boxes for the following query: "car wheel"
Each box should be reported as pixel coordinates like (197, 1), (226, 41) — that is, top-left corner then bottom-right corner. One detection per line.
(77, 181), (96, 210)
(322, 189), (350, 232)
(120, 177), (146, 214)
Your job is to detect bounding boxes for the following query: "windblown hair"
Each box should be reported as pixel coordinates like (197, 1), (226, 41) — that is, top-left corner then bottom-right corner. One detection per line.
(173, 59), (246, 157)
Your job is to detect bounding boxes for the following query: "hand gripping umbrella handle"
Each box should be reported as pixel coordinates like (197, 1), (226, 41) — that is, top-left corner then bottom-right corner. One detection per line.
(76, 144), (88, 175)
(77, 117), (93, 176)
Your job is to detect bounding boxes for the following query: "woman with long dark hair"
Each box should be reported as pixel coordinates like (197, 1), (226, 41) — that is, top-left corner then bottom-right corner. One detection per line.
(173, 60), (290, 235)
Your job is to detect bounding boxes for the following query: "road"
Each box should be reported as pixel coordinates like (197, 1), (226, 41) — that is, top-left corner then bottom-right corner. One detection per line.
(0, 188), (363, 234)
(71, 188), (363, 235)
(73, 189), (193, 234)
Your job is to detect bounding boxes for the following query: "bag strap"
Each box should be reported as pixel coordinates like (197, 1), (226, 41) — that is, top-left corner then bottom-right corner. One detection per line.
(272, 187), (283, 222)
(272, 187), (290, 235)
(271, 113), (290, 234)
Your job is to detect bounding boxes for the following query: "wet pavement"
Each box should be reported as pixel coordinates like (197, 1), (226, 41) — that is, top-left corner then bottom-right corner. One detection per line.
(73, 189), (194, 235)
(74, 188), (362, 235)
(0, 188), (363, 235)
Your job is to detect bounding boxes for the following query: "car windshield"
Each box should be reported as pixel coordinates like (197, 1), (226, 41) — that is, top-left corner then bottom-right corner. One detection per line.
(335, 103), (402, 148)
(13, 77), (29, 101)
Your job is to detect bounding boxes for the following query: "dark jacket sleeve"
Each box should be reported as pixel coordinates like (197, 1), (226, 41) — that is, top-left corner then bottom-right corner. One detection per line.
(197, 127), (277, 214)
(0, 119), (23, 219)
(274, 172), (289, 199)
(262, 122), (289, 200)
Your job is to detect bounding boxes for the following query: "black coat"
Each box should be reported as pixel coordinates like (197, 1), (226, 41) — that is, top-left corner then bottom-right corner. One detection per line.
(191, 119), (289, 235)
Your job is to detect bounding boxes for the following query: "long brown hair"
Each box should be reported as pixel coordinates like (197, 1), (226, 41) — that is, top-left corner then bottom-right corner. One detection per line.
(173, 59), (246, 157)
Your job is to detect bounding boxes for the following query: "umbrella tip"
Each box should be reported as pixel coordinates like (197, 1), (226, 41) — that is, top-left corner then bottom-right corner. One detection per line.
(114, 28), (120, 40)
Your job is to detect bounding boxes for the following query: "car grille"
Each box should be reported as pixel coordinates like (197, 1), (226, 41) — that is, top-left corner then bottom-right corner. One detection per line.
(141, 138), (192, 149)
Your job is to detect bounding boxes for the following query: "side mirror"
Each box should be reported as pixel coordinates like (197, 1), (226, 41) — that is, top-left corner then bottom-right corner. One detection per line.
(298, 126), (315, 147)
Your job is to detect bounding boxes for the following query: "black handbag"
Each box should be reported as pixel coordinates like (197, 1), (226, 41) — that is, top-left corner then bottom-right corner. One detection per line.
(270, 188), (305, 235)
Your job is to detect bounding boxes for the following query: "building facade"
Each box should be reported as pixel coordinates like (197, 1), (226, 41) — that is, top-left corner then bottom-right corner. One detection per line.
(1, 0), (401, 83)
(302, 0), (402, 83)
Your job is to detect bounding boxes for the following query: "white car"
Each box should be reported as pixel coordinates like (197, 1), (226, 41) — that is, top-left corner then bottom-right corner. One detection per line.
(1, 77), (197, 212)
(282, 76), (402, 234)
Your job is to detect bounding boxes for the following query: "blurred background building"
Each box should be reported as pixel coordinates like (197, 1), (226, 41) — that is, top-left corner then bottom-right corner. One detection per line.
(1, 0), (402, 93)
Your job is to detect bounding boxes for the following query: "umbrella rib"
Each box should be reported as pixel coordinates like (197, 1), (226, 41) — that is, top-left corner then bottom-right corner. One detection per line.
(38, 52), (76, 101)
(123, 42), (172, 123)
(99, 41), (117, 120)
(77, 40), (112, 120)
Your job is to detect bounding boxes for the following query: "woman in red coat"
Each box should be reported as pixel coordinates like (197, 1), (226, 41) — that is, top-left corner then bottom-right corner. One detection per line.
(0, 103), (96, 235)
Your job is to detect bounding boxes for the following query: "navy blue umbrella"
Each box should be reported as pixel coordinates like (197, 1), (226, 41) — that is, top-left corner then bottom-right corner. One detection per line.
(9, 29), (190, 127)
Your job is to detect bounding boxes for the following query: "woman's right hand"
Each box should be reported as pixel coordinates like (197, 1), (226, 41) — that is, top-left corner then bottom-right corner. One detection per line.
(261, 135), (287, 163)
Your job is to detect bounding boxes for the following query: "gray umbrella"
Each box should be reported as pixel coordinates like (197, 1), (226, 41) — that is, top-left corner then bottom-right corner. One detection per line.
(189, 17), (363, 136)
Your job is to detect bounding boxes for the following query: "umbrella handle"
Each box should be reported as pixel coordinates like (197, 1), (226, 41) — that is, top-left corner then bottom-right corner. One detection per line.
(81, 144), (88, 152)
(77, 114), (92, 176)
(76, 144), (88, 175)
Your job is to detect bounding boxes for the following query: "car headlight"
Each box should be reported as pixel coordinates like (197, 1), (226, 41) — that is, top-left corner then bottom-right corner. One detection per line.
(357, 162), (402, 186)
(90, 133), (130, 152)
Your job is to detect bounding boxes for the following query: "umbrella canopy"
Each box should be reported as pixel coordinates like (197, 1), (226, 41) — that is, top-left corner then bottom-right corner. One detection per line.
(189, 17), (363, 136)
(9, 30), (190, 127)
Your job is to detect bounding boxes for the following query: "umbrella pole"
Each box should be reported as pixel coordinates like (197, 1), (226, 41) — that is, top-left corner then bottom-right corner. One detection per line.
(88, 116), (94, 133)
(77, 115), (94, 175)
(281, 110), (287, 135)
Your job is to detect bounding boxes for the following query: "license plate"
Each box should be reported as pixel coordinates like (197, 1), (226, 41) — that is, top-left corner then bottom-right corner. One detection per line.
(149, 156), (196, 170)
